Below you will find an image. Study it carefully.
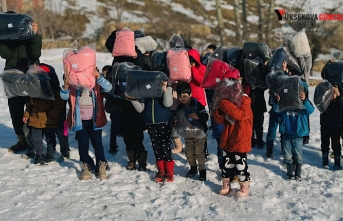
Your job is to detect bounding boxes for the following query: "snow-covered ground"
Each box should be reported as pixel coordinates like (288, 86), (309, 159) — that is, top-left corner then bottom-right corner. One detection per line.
(0, 49), (343, 221)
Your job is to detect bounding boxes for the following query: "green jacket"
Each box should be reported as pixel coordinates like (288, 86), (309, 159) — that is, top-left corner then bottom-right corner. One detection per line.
(0, 34), (42, 70)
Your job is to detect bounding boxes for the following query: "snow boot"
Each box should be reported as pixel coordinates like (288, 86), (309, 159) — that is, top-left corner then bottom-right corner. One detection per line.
(286, 163), (295, 181)
(80, 162), (92, 180)
(155, 160), (165, 183)
(171, 137), (183, 154)
(219, 178), (230, 195)
(186, 166), (198, 177)
(8, 135), (28, 153)
(199, 169), (206, 181)
(295, 164), (302, 181)
(236, 182), (250, 197)
(42, 154), (55, 165)
(322, 152), (329, 169)
(138, 150), (148, 171)
(256, 131), (265, 149)
(334, 155), (342, 170)
(164, 160), (174, 182)
(33, 154), (45, 165)
(96, 161), (107, 180)
(126, 150), (136, 170)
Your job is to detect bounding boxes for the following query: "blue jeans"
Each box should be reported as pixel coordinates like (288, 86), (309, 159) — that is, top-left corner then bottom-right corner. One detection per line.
(76, 120), (106, 171)
(282, 135), (303, 165)
(266, 109), (280, 154)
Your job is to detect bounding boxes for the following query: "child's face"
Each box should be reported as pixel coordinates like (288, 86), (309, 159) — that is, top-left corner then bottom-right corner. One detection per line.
(178, 93), (192, 105)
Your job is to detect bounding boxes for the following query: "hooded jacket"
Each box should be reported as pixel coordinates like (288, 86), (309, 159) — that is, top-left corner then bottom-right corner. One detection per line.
(187, 49), (207, 107)
(213, 95), (253, 153)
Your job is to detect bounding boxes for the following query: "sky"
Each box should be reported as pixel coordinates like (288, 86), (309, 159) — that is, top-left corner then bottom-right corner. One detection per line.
(0, 49), (343, 220)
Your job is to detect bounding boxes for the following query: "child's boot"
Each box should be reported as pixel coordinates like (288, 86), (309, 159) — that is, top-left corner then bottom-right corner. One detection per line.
(164, 160), (174, 182)
(126, 150), (136, 170)
(236, 181), (250, 197)
(219, 178), (230, 195)
(199, 169), (206, 181)
(334, 154), (342, 170)
(322, 152), (329, 169)
(295, 164), (302, 181)
(286, 163), (295, 181)
(155, 160), (165, 183)
(186, 166), (198, 177)
(138, 150), (148, 171)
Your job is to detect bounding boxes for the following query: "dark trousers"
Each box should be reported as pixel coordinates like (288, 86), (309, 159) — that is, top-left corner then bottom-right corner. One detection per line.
(221, 151), (250, 182)
(321, 126), (342, 157)
(110, 111), (121, 144)
(216, 137), (223, 166)
(266, 109), (280, 154)
(30, 127), (56, 156)
(8, 97), (28, 136)
(185, 137), (207, 170)
(147, 123), (172, 162)
(76, 120), (106, 171)
(252, 112), (264, 144)
(55, 125), (70, 155)
(123, 129), (145, 155)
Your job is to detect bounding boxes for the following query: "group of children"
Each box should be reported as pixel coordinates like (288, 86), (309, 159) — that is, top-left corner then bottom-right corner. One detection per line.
(3, 23), (342, 198)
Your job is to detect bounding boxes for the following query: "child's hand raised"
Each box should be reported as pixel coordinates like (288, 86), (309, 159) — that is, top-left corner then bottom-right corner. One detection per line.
(188, 111), (199, 120)
(299, 92), (306, 101)
(92, 68), (100, 79)
(162, 82), (168, 92)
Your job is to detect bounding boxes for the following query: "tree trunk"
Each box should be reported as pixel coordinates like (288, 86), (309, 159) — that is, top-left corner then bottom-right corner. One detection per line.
(265, 0), (274, 46)
(234, 0), (241, 43)
(242, 0), (247, 41)
(215, 0), (225, 46)
(257, 0), (264, 42)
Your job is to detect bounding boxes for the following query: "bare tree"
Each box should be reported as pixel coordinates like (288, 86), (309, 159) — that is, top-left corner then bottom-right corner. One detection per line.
(215, 0), (225, 46)
(233, 0), (242, 42)
(242, 0), (247, 41)
(257, 0), (265, 42)
(265, 0), (275, 46)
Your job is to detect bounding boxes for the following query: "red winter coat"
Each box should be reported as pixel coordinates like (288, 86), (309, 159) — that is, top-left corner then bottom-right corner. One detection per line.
(213, 95), (253, 153)
(188, 49), (207, 107)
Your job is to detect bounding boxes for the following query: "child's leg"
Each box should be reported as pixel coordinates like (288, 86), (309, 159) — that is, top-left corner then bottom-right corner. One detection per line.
(282, 135), (294, 165)
(266, 109), (278, 156)
(330, 127), (342, 168)
(30, 127), (44, 155)
(330, 127), (342, 157)
(215, 137), (223, 168)
(89, 129), (107, 170)
(109, 112), (120, 152)
(194, 137), (206, 171)
(221, 151), (236, 181)
(320, 126), (331, 167)
(235, 152), (250, 182)
(254, 112), (265, 148)
(147, 124), (163, 160)
(156, 123), (172, 162)
(56, 125), (70, 156)
(293, 137), (303, 180)
(45, 128), (57, 157)
(77, 120), (95, 170)
(184, 138), (197, 167)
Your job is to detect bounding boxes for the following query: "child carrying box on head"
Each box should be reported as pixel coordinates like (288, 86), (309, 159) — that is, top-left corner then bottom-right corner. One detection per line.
(175, 82), (209, 181)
